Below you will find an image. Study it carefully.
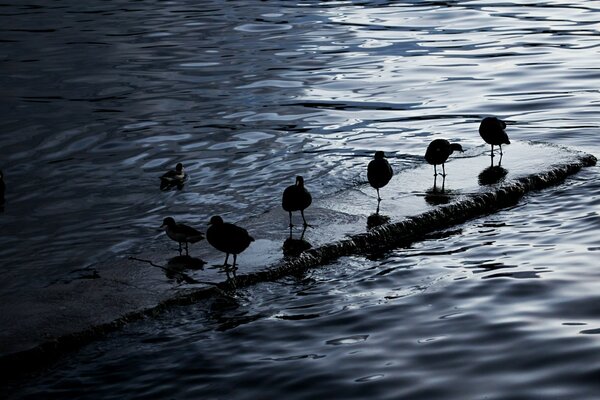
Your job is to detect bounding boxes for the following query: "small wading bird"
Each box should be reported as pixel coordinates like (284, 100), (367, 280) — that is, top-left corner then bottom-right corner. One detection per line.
(424, 139), (464, 177)
(160, 162), (186, 190)
(282, 175), (312, 228)
(367, 151), (394, 203)
(0, 170), (5, 205)
(161, 217), (204, 256)
(479, 116), (510, 163)
(206, 215), (254, 270)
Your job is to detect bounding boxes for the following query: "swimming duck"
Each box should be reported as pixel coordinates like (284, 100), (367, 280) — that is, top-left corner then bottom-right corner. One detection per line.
(161, 217), (204, 256)
(0, 170), (4, 205)
(424, 139), (464, 177)
(367, 151), (393, 202)
(206, 215), (254, 268)
(282, 175), (312, 227)
(479, 117), (510, 159)
(160, 163), (186, 189)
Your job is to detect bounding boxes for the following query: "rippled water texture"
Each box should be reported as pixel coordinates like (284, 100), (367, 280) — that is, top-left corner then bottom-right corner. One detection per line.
(2, 0), (600, 398)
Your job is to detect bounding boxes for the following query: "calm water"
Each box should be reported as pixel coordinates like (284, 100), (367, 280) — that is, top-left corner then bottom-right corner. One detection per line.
(3, 0), (600, 398)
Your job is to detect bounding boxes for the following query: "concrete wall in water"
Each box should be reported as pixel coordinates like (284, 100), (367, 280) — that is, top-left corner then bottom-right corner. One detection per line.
(0, 141), (596, 380)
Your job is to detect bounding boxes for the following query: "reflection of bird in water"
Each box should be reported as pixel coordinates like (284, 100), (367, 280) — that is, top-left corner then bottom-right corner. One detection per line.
(0, 170), (5, 205)
(425, 139), (464, 177)
(367, 213), (390, 230)
(160, 162), (186, 190)
(283, 226), (311, 257)
(479, 117), (510, 164)
(207, 215), (254, 270)
(478, 165), (508, 186)
(367, 151), (394, 203)
(424, 186), (452, 206)
(282, 176), (312, 228)
(161, 217), (204, 256)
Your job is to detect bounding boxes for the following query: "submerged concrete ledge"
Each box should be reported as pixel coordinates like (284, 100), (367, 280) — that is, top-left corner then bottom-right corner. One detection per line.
(0, 142), (596, 382)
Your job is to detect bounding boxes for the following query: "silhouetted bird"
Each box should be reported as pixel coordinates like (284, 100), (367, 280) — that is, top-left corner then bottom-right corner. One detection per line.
(367, 151), (393, 202)
(479, 117), (510, 159)
(160, 162), (186, 190)
(0, 170), (4, 205)
(207, 215), (254, 269)
(161, 217), (204, 256)
(425, 139), (464, 177)
(282, 176), (312, 227)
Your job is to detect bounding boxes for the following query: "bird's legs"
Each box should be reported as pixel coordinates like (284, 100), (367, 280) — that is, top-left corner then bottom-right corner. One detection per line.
(376, 188), (381, 202)
(178, 242), (183, 255)
(301, 210), (311, 227)
(223, 253), (229, 267)
(433, 164), (437, 177)
(498, 145), (504, 166)
(441, 163), (446, 178)
(288, 211), (293, 228)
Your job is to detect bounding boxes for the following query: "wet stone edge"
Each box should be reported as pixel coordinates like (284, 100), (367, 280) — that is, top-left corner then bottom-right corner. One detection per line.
(0, 152), (596, 383)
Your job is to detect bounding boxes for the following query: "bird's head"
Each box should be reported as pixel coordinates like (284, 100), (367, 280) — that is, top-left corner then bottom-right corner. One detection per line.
(374, 151), (385, 160)
(175, 163), (184, 173)
(161, 217), (176, 229)
(208, 215), (224, 226)
(295, 176), (305, 187)
(450, 143), (464, 153)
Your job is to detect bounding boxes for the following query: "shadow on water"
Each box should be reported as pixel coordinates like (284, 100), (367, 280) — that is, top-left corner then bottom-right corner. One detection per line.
(424, 185), (453, 206)
(478, 165), (509, 186)
(283, 226), (312, 258)
(165, 256), (206, 284)
(367, 212), (390, 230)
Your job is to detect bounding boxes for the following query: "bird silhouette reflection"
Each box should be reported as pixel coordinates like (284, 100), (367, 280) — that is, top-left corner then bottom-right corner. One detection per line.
(367, 212), (390, 230)
(424, 185), (452, 206)
(163, 255), (205, 283)
(478, 165), (508, 186)
(283, 226), (312, 257)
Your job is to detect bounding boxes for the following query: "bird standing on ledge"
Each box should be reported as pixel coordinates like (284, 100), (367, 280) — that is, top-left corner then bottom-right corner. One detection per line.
(161, 217), (204, 256)
(206, 215), (254, 269)
(425, 139), (464, 177)
(367, 151), (393, 202)
(282, 175), (312, 228)
(479, 116), (510, 162)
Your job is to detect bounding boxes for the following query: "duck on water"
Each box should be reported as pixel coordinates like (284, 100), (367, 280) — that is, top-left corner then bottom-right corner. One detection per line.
(160, 162), (186, 190)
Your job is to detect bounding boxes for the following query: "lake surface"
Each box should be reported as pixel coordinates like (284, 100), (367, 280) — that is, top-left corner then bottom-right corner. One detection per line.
(2, 0), (600, 398)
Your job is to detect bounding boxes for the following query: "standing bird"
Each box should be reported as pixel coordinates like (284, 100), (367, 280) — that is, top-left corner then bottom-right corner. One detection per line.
(206, 215), (254, 269)
(161, 217), (204, 256)
(424, 139), (464, 177)
(0, 170), (5, 205)
(479, 117), (510, 161)
(367, 151), (394, 202)
(282, 176), (312, 228)
(160, 162), (186, 190)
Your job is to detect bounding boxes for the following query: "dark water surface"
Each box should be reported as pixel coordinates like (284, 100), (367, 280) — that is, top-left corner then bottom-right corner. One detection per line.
(2, 0), (600, 398)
